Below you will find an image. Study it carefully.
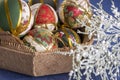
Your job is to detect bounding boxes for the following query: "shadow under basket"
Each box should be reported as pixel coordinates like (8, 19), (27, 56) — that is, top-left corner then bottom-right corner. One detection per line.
(0, 31), (72, 76)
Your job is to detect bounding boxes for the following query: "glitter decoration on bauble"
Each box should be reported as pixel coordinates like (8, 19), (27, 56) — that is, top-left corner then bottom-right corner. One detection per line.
(23, 27), (57, 52)
(54, 27), (81, 48)
(0, 0), (34, 36)
(58, 0), (92, 28)
(30, 3), (58, 31)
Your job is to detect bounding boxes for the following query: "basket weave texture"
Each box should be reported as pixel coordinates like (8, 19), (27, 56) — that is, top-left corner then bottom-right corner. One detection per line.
(0, 31), (72, 76)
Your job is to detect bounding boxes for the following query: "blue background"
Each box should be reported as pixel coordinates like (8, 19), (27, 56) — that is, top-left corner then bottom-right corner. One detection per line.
(0, 0), (120, 80)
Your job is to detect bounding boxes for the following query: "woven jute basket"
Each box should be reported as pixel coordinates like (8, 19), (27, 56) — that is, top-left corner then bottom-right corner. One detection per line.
(0, 31), (72, 76)
(0, 31), (93, 76)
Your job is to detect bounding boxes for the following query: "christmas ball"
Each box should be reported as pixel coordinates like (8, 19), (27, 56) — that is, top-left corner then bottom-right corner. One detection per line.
(23, 28), (57, 52)
(58, 0), (92, 28)
(55, 27), (81, 48)
(30, 3), (58, 31)
(0, 0), (33, 36)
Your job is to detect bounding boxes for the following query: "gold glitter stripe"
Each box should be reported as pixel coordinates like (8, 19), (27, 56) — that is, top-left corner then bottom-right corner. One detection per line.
(54, 32), (66, 47)
(28, 0), (44, 5)
(4, 0), (22, 36)
(4, 0), (13, 32)
(54, 23), (58, 30)
(61, 27), (73, 47)
(15, 0), (22, 36)
(53, 0), (57, 9)
(0, 28), (3, 32)
(40, 0), (44, 3)
(16, 1), (31, 36)
(28, 0), (32, 6)
(69, 29), (81, 43)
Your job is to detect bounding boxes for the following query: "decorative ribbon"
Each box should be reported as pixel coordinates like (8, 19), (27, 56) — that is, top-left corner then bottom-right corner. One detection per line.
(16, 1), (31, 36)
(4, 0), (22, 36)
(28, 0), (32, 5)
(40, 0), (44, 3)
(53, 0), (57, 9)
(54, 32), (66, 47)
(4, 0), (14, 33)
(0, 28), (3, 32)
(61, 25), (73, 47)
(69, 29), (80, 44)
(28, 0), (44, 5)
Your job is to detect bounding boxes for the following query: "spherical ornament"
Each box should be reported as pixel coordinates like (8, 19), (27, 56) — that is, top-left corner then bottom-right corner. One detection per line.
(23, 28), (57, 52)
(55, 27), (81, 48)
(0, 0), (33, 36)
(30, 3), (58, 31)
(58, 0), (92, 28)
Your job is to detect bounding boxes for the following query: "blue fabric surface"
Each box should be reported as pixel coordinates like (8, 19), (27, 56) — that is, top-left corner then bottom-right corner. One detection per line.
(0, 69), (70, 80)
(0, 0), (120, 80)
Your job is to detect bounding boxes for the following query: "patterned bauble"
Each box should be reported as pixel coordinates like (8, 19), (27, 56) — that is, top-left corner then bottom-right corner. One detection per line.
(30, 3), (58, 31)
(23, 28), (57, 52)
(0, 0), (33, 36)
(19, 0), (34, 37)
(58, 0), (92, 28)
(55, 27), (81, 48)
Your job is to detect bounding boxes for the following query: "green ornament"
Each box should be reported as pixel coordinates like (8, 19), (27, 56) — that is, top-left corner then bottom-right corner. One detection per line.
(0, 0), (22, 33)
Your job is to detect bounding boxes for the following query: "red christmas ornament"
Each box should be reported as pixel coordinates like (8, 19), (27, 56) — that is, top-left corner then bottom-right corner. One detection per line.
(65, 5), (83, 18)
(35, 4), (57, 24)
